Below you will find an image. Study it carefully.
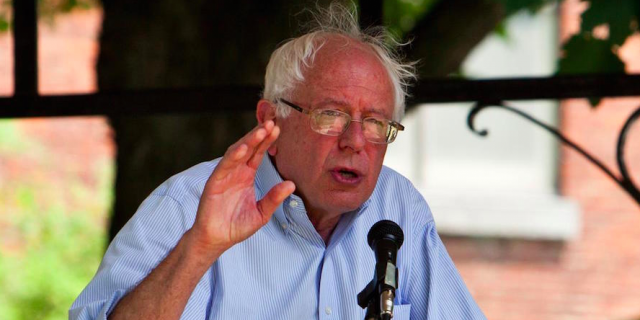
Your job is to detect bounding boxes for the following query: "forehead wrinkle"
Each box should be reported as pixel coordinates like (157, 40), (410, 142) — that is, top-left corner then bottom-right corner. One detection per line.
(302, 38), (390, 85)
(313, 97), (349, 108)
(312, 97), (391, 119)
(310, 37), (386, 77)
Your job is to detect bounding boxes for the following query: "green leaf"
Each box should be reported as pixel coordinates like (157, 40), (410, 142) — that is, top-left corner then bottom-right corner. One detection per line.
(558, 35), (625, 74)
(494, 20), (509, 40)
(581, 0), (640, 45)
(383, 0), (438, 36)
(0, 20), (7, 32)
(559, 33), (625, 107)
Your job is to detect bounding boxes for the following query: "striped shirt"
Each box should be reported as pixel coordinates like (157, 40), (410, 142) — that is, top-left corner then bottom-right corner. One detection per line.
(70, 155), (485, 320)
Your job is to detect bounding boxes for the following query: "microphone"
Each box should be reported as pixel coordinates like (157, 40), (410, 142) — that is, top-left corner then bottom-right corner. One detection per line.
(357, 220), (404, 320)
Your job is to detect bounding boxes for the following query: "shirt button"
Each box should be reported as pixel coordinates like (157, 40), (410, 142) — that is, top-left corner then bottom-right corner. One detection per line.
(289, 200), (299, 208)
(281, 223), (288, 230)
(325, 306), (332, 315)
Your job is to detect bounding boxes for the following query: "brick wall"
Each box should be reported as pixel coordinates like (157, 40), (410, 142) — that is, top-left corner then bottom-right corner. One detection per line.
(0, 8), (113, 187)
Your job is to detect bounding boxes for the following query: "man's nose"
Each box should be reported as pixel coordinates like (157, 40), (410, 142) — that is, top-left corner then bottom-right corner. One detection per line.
(338, 120), (366, 151)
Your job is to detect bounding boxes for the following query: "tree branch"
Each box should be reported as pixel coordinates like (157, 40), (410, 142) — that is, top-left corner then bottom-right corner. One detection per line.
(407, 0), (506, 79)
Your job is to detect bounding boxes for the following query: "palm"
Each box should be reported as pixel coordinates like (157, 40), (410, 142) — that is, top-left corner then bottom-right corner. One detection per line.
(203, 164), (265, 244)
(192, 121), (295, 251)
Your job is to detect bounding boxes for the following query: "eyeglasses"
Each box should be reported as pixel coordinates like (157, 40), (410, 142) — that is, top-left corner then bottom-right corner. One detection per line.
(277, 99), (404, 144)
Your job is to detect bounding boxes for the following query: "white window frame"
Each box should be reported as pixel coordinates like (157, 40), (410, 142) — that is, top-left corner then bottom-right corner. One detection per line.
(384, 5), (580, 240)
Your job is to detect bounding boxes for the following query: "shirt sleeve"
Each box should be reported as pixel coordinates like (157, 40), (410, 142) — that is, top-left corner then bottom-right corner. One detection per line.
(68, 192), (203, 320)
(408, 220), (487, 319)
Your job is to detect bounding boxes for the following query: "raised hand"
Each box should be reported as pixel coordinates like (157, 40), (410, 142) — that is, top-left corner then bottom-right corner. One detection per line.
(189, 120), (295, 258)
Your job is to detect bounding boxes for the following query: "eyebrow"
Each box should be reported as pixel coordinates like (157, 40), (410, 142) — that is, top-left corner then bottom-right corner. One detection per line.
(313, 98), (390, 118)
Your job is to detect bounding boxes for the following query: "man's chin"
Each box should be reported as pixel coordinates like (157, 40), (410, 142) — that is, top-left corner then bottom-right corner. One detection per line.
(325, 192), (369, 213)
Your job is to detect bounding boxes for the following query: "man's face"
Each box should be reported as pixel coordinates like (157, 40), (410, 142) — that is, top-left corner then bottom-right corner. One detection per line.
(271, 37), (395, 217)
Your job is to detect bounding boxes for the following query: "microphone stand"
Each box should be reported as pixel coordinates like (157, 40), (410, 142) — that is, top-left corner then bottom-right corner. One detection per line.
(357, 260), (398, 320)
(358, 279), (380, 320)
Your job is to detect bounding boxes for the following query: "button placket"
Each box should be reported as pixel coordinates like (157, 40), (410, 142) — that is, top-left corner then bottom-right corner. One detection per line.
(318, 251), (338, 319)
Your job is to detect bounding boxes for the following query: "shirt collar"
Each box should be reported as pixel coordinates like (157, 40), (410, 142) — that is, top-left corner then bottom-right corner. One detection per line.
(255, 154), (288, 228)
(255, 153), (373, 237)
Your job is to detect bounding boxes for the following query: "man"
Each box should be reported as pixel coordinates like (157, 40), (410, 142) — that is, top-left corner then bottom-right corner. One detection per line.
(71, 3), (485, 319)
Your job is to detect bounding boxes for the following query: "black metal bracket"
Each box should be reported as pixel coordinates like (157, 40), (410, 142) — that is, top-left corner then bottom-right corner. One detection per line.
(13, 0), (38, 96)
(467, 102), (640, 207)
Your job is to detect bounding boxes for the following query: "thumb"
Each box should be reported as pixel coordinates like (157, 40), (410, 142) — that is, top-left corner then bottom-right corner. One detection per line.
(257, 181), (296, 219)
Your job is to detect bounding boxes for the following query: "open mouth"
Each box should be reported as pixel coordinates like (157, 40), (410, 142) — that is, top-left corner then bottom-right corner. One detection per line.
(331, 167), (362, 184)
(338, 169), (358, 179)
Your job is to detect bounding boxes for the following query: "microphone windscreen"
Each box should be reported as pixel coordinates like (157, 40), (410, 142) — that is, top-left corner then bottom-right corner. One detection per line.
(367, 220), (404, 248)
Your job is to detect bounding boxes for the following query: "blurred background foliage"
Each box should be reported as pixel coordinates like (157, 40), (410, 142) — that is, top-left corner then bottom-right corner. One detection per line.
(0, 119), (111, 320)
(559, 0), (639, 75)
(382, 0), (639, 77)
(383, 0), (436, 37)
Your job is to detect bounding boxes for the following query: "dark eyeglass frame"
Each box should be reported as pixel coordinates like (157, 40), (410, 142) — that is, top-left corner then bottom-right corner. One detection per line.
(277, 98), (405, 144)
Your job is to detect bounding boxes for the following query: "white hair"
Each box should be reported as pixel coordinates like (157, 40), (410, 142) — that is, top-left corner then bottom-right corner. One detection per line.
(262, 2), (417, 121)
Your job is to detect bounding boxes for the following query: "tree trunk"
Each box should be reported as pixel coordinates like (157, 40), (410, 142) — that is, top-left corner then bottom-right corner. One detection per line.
(100, 0), (328, 240)
(407, 0), (506, 78)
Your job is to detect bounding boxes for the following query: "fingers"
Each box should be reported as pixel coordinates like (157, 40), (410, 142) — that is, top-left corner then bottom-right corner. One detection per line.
(257, 181), (296, 219)
(234, 120), (274, 159)
(247, 125), (280, 169)
(216, 120), (276, 173)
(230, 143), (248, 161)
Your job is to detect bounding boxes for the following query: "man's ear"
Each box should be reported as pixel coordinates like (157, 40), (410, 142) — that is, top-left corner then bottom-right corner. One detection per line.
(256, 99), (276, 124)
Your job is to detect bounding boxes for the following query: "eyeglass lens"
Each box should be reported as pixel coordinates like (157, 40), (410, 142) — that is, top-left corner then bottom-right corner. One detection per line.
(310, 109), (396, 143)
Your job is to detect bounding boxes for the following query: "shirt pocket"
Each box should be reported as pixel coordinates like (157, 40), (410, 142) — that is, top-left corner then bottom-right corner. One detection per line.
(393, 304), (411, 320)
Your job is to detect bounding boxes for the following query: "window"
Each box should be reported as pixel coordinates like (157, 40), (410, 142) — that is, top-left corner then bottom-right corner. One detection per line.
(384, 5), (580, 240)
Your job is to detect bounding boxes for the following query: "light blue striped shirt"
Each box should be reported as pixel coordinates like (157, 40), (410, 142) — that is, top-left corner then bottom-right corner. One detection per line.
(70, 155), (485, 320)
